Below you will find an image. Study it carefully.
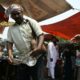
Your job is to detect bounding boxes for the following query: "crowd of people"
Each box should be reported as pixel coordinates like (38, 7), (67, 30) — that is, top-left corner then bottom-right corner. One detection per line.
(0, 3), (80, 80)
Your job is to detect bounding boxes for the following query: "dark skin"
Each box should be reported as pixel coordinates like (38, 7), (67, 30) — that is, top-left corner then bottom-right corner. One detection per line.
(11, 10), (24, 24)
(8, 10), (44, 63)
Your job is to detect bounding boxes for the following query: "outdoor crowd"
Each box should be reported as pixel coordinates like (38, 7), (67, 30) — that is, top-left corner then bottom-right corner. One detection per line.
(0, 3), (80, 80)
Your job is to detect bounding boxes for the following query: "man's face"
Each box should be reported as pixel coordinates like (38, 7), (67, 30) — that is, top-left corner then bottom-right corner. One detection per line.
(11, 10), (23, 23)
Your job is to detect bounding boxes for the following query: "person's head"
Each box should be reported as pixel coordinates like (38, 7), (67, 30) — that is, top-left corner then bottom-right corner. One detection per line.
(71, 34), (80, 43)
(52, 36), (59, 45)
(7, 4), (24, 24)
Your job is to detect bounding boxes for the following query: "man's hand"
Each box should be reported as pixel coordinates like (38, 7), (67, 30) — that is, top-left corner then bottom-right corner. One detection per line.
(8, 54), (13, 63)
(30, 48), (42, 58)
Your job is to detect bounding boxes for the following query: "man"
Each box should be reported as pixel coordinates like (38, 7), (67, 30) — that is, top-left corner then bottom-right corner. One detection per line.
(6, 4), (44, 80)
(46, 36), (59, 80)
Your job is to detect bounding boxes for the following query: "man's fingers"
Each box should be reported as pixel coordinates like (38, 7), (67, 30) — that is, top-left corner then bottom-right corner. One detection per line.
(8, 57), (13, 63)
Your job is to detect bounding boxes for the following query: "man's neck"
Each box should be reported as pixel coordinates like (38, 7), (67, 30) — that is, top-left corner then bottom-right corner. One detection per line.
(16, 17), (24, 25)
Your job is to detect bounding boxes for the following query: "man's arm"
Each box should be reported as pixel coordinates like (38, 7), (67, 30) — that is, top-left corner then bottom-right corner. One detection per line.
(30, 34), (44, 57)
(37, 34), (44, 50)
(7, 42), (13, 63)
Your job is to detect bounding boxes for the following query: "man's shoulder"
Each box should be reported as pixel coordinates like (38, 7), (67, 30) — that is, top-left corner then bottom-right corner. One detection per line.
(24, 16), (34, 21)
(23, 16), (38, 23)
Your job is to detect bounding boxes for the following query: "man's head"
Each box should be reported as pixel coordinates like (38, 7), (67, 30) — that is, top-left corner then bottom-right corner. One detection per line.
(6, 4), (23, 15)
(6, 4), (24, 24)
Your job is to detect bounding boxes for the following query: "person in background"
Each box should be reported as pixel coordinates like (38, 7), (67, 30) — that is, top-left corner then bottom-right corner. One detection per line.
(0, 38), (7, 80)
(71, 35), (80, 80)
(6, 4), (44, 80)
(46, 35), (59, 80)
(0, 38), (5, 58)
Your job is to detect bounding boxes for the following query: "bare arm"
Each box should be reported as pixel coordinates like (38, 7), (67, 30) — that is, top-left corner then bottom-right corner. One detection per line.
(31, 34), (44, 50)
(31, 34), (44, 57)
(7, 42), (13, 63)
(0, 46), (4, 57)
(37, 34), (44, 50)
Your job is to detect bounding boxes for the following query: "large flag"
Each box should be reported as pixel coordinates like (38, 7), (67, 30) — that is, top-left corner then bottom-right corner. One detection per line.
(42, 12), (80, 40)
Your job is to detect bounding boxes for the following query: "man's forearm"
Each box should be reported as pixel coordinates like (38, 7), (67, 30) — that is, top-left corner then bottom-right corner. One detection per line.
(37, 34), (44, 49)
(7, 42), (13, 56)
(8, 49), (13, 56)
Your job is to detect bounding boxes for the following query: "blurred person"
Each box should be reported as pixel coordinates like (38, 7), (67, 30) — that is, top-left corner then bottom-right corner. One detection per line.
(46, 35), (59, 80)
(62, 43), (76, 80)
(0, 38), (5, 58)
(0, 38), (7, 80)
(6, 4), (44, 80)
